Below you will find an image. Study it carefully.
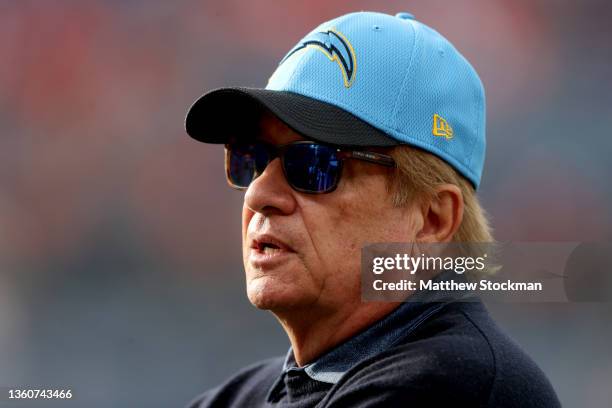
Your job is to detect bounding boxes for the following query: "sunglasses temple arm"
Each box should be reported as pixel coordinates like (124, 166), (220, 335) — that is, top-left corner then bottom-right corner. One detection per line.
(347, 150), (396, 167)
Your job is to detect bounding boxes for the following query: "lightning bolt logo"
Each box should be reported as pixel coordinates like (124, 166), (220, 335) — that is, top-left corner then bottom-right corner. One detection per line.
(280, 28), (357, 88)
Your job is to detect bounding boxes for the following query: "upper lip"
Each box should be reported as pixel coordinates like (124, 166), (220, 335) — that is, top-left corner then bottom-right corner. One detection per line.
(250, 233), (295, 253)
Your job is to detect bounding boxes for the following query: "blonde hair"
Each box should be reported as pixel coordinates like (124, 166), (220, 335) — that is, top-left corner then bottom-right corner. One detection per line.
(388, 145), (496, 276)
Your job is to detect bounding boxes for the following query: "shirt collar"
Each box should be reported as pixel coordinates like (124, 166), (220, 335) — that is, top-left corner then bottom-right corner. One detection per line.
(269, 269), (470, 397)
(289, 270), (471, 385)
(281, 297), (446, 385)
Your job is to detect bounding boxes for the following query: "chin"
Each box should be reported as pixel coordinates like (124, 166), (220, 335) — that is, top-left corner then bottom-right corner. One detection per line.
(246, 277), (311, 311)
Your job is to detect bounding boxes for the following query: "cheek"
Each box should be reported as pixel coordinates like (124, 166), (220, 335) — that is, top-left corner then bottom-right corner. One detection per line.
(299, 199), (373, 275)
(317, 177), (419, 251)
(242, 204), (254, 250)
(333, 192), (391, 243)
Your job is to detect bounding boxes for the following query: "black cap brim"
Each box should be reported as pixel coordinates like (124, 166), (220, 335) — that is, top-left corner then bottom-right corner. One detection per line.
(185, 87), (398, 147)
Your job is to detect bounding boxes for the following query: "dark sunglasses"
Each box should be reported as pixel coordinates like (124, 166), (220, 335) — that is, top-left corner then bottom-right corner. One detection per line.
(225, 141), (396, 194)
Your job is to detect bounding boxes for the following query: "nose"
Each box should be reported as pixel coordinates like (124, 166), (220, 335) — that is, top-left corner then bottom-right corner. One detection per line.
(244, 157), (297, 216)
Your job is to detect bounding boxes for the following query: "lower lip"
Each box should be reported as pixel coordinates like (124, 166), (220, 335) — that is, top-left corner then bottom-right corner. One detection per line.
(248, 248), (295, 268)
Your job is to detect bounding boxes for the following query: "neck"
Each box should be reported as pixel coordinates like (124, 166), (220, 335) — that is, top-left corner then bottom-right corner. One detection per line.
(274, 301), (400, 366)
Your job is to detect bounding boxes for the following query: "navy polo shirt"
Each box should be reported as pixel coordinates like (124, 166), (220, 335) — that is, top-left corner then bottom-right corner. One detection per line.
(188, 278), (561, 407)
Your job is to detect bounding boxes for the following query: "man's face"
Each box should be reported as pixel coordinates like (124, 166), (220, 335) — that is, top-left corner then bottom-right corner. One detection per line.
(241, 113), (421, 313)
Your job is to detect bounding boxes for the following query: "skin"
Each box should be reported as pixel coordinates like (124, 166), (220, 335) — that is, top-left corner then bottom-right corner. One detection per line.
(241, 112), (464, 366)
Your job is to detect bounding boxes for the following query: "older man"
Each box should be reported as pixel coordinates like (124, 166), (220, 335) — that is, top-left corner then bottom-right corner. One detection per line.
(185, 11), (560, 407)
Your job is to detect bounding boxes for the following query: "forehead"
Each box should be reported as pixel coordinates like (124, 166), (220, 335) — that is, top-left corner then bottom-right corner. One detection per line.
(256, 111), (306, 145)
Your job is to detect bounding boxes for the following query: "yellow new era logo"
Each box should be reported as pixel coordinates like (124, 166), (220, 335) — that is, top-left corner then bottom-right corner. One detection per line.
(432, 114), (454, 139)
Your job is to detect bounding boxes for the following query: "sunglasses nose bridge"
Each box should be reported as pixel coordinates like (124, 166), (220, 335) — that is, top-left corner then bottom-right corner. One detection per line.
(244, 159), (298, 217)
(263, 156), (283, 175)
(245, 156), (298, 212)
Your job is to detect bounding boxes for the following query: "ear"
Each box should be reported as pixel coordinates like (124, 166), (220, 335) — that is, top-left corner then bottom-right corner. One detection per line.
(416, 184), (464, 243)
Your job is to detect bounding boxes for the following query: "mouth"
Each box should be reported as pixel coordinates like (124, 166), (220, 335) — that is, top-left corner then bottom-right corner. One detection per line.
(256, 241), (283, 255)
(249, 234), (295, 266)
(251, 234), (294, 253)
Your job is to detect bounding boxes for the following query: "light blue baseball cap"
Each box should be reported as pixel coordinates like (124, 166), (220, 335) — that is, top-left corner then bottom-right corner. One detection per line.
(186, 11), (486, 188)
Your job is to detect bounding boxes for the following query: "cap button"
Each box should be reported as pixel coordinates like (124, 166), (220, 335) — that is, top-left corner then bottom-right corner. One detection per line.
(395, 12), (415, 20)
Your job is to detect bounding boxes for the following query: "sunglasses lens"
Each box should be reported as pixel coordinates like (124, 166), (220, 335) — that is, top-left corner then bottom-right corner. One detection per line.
(227, 143), (269, 188)
(283, 144), (341, 193)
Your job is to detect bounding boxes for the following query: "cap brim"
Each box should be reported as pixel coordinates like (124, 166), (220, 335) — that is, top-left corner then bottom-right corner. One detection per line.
(185, 87), (398, 147)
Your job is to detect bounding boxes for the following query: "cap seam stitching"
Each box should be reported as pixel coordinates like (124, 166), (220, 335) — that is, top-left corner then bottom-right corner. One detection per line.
(390, 20), (418, 130)
(466, 77), (482, 179)
(283, 49), (308, 88)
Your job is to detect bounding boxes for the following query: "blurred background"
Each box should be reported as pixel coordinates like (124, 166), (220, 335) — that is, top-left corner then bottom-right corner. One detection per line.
(1, 0), (611, 406)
